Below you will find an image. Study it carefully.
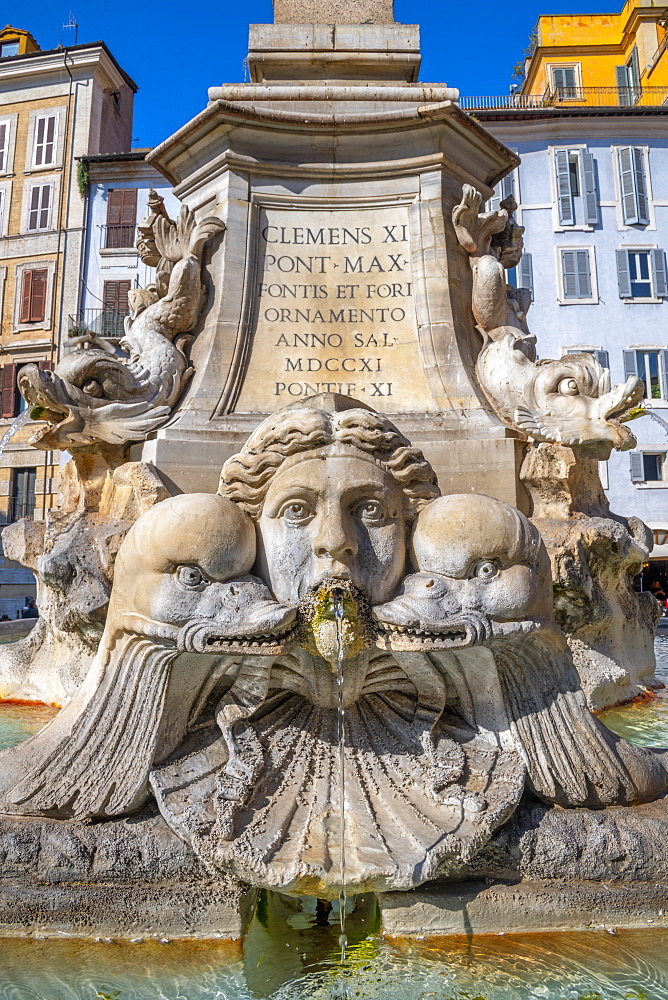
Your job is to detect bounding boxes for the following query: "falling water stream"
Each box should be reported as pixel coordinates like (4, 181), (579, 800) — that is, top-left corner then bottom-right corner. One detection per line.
(0, 409), (32, 459)
(332, 589), (348, 969)
(644, 406), (668, 439)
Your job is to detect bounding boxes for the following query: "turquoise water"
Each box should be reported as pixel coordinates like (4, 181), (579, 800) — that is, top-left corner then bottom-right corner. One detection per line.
(1, 640), (668, 999)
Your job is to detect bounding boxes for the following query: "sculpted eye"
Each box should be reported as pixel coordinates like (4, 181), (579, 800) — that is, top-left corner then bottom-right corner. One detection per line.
(82, 379), (104, 397)
(558, 377), (580, 396)
(177, 565), (206, 588)
(474, 560), (499, 582)
(355, 499), (385, 523)
(280, 501), (313, 525)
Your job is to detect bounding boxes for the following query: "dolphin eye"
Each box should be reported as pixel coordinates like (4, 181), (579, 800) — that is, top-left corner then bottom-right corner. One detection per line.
(177, 565), (206, 589)
(474, 560), (499, 582)
(82, 379), (104, 397)
(558, 377), (579, 396)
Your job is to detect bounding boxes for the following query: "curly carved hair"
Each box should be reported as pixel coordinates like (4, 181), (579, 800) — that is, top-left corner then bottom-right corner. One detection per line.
(219, 403), (440, 521)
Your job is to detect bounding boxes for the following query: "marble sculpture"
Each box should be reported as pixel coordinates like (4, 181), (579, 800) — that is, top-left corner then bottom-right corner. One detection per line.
(1, 394), (666, 898)
(453, 185), (644, 459)
(18, 195), (225, 449)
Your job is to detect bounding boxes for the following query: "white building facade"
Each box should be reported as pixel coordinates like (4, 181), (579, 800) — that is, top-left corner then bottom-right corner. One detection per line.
(477, 104), (668, 557)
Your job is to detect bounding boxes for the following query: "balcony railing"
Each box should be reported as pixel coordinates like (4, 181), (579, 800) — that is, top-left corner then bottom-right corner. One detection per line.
(460, 86), (668, 111)
(68, 308), (128, 344)
(6, 494), (35, 524)
(102, 223), (136, 250)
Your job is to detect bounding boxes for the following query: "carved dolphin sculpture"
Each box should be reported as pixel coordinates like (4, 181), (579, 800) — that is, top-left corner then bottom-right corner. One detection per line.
(0, 494), (296, 820)
(453, 184), (644, 459)
(375, 493), (668, 809)
(19, 207), (226, 449)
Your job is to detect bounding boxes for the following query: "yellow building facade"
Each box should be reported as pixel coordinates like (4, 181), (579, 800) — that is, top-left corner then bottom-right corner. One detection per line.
(0, 27), (135, 615)
(521, 0), (668, 105)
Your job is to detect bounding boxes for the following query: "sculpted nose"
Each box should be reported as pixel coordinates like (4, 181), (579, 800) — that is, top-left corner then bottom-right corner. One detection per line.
(313, 508), (357, 563)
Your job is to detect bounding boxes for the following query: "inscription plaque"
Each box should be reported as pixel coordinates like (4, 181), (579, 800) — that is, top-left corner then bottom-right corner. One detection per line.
(234, 204), (437, 413)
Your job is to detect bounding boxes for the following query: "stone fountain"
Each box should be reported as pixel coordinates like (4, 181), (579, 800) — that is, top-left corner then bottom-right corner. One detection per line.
(0, 0), (665, 941)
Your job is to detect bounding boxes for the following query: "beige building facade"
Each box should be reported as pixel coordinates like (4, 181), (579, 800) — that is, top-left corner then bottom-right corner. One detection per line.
(0, 26), (135, 616)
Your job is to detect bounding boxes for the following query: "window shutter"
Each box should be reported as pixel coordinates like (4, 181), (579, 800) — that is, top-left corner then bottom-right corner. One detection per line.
(616, 249), (632, 297)
(103, 280), (131, 314)
(593, 350), (609, 368)
(120, 188), (137, 225)
(0, 189), (5, 236)
(33, 115), (45, 166)
(37, 360), (52, 372)
(618, 147), (639, 224)
(518, 252), (534, 299)
(633, 147), (649, 225)
(45, 115), (56, 164)
(623, 349), (639, 380)
(106, 189), (123, 226)
(555, 149), (575, 225)
(29, 269), (47, 323)
(575, 250), (591, 297)
(19, 270), (33, 323)
(658, 349), (668, 399)
(660, 350), (668, 399)
(39, 185), (51, 230)
(616, 65), (632, 105)
(562, 250), (577, 297)
(1, 364), (17, 419)
(651, 249), (667, 298)
(630, 452), (645, 482)
(0, 121), (7, 173)
(581, 150), (599, 224)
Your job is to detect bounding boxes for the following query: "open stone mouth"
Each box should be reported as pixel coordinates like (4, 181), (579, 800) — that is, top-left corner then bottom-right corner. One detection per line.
(201, 620), (300, 651)
(375, 610), (493, 649)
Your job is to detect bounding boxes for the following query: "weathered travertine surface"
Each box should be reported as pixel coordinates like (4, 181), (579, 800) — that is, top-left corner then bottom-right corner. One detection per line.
(0, 451), (170, 705)
(522, 442), (661, 709)
(2, 396), (667, 905)
(273, 0), (394, 23)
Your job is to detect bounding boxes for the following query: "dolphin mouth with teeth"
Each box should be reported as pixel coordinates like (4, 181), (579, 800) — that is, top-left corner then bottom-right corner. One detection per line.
(179, 607), (299, 655)
(374, 609), (493, 651)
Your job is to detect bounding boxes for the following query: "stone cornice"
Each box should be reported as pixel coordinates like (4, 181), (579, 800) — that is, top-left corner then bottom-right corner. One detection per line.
(0, 43), (137, 93)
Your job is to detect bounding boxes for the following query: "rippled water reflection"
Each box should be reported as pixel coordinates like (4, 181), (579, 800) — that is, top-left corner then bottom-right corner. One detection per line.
(3, 922), (668, 999)
(0, 701), (59, 750)
(600, 633), (668, 746)
(2, 640), (668, 998)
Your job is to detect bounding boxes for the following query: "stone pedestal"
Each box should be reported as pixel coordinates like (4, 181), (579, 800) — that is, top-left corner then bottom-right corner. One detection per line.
(140, 15), (524, 506)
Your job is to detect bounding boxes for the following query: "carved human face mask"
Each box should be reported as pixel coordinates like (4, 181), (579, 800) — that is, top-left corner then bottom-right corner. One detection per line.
(256, 446), (407, 605)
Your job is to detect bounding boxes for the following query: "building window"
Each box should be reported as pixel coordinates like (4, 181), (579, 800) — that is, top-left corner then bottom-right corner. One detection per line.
(564, 348), (609, 368)
(102, 280), (131, 337)
(0, 42), (19, 58)
(617, 147), (649, 226)
(27, 183), (52, 231)
(551, 65), (579, 99)
(560, 248), (593, 300)
(518, 252), (534, 300)
(19, 269), (48, 324)
(631, 452), (666, 483)
(105, 188), (137, 248)
(616, 249), (667, 299)
(1, 361), (51, 419)
(624, 349), (668, 400)
(8, 468), (36, 523)
(32, 114), (57, 169)
(616, 47), (641, 106)
(487, 173), (515, 213)
(0, 189), (5, 236)
(554, 148), (598, 226)
(0, 120), (9, 173)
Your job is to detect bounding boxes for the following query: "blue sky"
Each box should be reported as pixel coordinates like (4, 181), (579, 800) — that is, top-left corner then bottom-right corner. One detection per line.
(6, 0), (619, 149)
